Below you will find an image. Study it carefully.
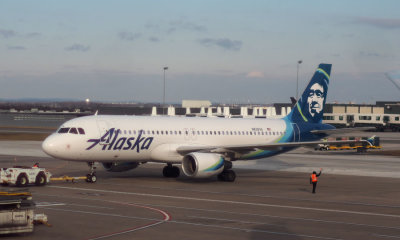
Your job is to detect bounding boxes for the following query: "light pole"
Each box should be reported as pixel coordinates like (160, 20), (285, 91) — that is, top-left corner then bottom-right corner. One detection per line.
(296, 60), (302, 100)
(163, 66), (168, 115)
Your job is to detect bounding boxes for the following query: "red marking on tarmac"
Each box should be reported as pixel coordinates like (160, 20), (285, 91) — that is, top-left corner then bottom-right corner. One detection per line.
(85, 201), (171, 240)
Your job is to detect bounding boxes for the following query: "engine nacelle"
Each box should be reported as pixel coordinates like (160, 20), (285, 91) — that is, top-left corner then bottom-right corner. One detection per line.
(182, 153), (225, 178)
(102, 162), (139, 172)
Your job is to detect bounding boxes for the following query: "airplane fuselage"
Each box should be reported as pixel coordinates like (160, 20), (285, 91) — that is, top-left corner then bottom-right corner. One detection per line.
(42, 115), (295, 163)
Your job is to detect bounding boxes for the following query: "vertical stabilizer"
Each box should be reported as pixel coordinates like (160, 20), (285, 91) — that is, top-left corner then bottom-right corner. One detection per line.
(287, 63), (331, 124)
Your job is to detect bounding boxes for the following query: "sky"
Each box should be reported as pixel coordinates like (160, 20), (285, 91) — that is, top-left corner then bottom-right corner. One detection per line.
(1, 0), (400, 104)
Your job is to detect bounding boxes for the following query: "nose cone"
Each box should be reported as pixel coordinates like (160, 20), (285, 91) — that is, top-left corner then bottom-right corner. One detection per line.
(42, 135), (59, 158)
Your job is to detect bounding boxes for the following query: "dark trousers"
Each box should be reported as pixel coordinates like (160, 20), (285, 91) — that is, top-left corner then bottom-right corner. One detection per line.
(312, 182), (317, 193)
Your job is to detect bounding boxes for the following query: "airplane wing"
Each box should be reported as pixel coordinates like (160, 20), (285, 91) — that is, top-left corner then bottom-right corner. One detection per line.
(310, 127), (376, 135)
(176, 139), (372, 155)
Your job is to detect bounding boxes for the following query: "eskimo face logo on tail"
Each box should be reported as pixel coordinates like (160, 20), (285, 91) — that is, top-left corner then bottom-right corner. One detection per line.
(307, 83), (325, 117)
(86, 128), (153, 152)
(299, 68), (329, 124)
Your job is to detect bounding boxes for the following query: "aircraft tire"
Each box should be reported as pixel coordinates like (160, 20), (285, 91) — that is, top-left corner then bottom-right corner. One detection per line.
(171, 166), (180, 178)
(217, 170), (236, 182)
(86, 174), (97, 183)
(163, 166), (180, 178)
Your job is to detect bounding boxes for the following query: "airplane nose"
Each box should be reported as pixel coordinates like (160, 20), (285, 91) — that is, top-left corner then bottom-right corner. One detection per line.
(42, 135), (58, 157)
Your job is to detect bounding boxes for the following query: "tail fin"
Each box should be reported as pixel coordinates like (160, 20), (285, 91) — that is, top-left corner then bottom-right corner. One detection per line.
(287, 63), (332, 124)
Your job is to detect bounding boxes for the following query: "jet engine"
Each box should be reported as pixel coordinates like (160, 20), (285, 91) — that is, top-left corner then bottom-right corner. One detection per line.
(182, 152), (225, 178)
(102, 162), (139, 172)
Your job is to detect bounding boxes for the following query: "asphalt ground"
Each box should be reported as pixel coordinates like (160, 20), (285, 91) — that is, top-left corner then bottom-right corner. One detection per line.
(0, 153), (399, 240)
(0, 129), (399, 239)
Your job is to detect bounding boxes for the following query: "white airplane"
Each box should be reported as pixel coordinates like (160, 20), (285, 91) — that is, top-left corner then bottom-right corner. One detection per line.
(42, 63), (368, 182)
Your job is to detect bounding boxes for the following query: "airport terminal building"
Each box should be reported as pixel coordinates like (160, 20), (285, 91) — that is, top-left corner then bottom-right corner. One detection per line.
(0, 101), (400, 131)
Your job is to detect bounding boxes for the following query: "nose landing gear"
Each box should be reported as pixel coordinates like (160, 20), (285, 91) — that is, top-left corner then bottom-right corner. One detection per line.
(86, 162), (97, 183)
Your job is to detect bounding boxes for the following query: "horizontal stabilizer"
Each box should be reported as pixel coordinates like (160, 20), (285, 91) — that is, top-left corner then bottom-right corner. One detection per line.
(310, 127), (376, 135)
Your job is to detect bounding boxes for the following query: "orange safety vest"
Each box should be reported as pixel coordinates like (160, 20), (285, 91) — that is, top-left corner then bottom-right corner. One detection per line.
(311, 174), (318, 182)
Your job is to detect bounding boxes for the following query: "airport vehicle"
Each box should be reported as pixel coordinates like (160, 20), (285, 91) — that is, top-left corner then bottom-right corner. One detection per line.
(0, 190), (35, 234)
(42, 63), (370, 182)
(316, 136), (381, 152)
(0, 167), (51, 187)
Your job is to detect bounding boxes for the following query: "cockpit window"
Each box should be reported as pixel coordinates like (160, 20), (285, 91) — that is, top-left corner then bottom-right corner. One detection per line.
(69, 128), (78, 134)
(78, 128), (85, 135)
(58, 128), (70, 134)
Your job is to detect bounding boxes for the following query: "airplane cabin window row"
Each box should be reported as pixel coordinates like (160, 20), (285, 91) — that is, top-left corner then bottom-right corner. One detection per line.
(57, 127), (285, 137)
(118, 129), (285, 136)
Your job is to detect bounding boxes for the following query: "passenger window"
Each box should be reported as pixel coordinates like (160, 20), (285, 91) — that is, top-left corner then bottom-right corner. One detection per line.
(58, 128), (70, 134)
(69, 128), (78, 134)
(78, 128), (85, 135)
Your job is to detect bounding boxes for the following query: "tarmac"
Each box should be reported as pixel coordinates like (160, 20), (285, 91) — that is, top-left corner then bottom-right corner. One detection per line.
(0, 133), (399, 240)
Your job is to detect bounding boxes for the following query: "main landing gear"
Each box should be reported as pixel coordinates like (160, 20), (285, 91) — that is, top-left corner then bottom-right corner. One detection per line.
(163, 164), (180, 178)
(86, 162), (97, 183)
(218, 170), (236, 182)
(218, 161), (236, 182)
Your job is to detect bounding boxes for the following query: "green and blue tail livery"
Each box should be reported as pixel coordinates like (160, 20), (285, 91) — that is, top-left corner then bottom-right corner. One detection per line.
(287, 63), (331, 124)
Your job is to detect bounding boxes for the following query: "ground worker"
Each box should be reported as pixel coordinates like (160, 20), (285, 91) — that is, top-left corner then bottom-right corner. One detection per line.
(310, 168), (322, 194)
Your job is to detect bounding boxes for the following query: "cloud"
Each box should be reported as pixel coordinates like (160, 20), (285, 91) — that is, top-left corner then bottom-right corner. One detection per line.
(246, 71), (264, 78)
(169, 19), (207, 32)
(7, 46), (26, 50)
(148, 36), (160, 42)
(0, 29), (17, 38)
(118, 32), (141, 41)
(146, 19), (206, 35)
(25, 32), (41, 38)
(198, 38), (243, 51)
(64, 44), (90, 52)
(0, 29), (41, 39)
(354, 17), (400, 29)
(359, 51), (381, 57)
